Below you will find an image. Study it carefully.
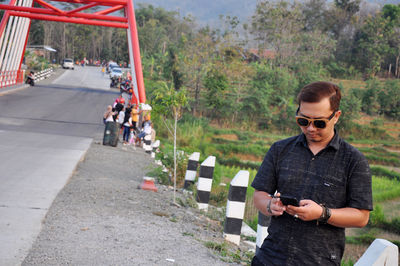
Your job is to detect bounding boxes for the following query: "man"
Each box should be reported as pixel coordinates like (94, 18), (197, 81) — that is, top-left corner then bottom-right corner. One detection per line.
(251, 81), (372, 265)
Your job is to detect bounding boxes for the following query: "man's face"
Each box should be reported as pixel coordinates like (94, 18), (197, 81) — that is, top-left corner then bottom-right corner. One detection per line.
(297, 97), (341, 144)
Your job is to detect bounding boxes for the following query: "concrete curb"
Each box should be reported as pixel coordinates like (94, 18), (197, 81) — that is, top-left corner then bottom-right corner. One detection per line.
(0, 83), (30, 96)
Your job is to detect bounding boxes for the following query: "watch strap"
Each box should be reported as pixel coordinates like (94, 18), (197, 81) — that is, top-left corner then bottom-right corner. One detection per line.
(317, 204), (331, 224)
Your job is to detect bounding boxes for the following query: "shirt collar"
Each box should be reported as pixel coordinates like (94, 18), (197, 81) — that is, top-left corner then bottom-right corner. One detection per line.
(295, 129), (341, 151)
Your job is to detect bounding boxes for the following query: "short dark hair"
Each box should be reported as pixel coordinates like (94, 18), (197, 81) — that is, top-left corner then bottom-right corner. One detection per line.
(297, 81), (341, 111)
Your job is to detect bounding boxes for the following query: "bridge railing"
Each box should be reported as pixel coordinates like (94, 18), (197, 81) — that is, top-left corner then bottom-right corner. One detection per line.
(0, 70), (24, 88)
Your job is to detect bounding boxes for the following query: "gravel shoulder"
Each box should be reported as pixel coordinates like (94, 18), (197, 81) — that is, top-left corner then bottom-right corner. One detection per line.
(22, 135), (240, 265)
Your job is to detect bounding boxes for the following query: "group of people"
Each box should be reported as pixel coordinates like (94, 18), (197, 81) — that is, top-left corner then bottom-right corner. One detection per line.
(103, 94), (154, 147)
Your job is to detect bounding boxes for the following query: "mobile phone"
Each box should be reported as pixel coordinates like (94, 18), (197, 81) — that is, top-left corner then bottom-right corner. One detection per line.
(279, 195), (299, 206)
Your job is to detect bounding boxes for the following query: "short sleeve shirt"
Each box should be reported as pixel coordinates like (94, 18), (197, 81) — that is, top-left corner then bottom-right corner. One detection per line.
(251, 132), (373, 265)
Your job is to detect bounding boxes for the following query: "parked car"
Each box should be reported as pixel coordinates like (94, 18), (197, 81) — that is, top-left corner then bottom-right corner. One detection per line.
(109, 67), (123, 79)
(107, 62), (119, 73)
(62, 58), (74, 70)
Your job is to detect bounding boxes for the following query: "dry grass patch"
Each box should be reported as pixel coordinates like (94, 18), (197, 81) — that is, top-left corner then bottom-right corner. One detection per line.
(218, 134), (238, 141)
(330, 78), (367, 90)
(351, 143), (379, 148)
(381, 198), (400, 220)
(236, 153), (263, 162)
(343, 243), (368, 263)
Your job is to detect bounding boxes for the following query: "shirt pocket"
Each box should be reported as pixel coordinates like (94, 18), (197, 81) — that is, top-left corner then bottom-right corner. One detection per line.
(318, 174), (346, 207)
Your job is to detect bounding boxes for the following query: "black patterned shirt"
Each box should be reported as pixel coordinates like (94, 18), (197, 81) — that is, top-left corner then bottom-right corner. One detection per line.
(251, 132), (373, 265)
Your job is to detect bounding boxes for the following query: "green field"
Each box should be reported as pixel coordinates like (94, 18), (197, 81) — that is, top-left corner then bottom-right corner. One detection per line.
(155, 116), (400, 265)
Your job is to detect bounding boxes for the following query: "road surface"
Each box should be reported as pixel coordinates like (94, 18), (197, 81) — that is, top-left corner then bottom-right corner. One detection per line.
(0, 66), (119, 265)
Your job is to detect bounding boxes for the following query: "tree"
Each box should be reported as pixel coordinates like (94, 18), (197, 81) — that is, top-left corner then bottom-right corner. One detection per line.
(203, 67), (228, 119)
(301, 0), (327, 31)
(151, 82), (188, 204)
(181, 28), (216, 115)
(250, 0), (304, 66)
(250, 0), (334, 67)
(382, 4), (400, 78)
(336, 86), (362, 134)
(378, 79), (400, 119)
(354, 14), (391, 77)
(361, 79), (381, 115)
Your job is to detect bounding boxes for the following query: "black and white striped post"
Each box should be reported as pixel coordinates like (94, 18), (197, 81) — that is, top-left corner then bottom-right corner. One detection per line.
(256, 212), (271, 254)
(184, 152), (200, 189)
(196, 156), (215, 211)
(224, 170), (249, 245)
(151, 140), (160, 158)
(144, 135), (152, 154)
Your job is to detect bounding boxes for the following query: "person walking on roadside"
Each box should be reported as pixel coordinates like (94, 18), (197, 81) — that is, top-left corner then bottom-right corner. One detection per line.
(122, 107), (132, 145)
(251, 81), (373, 266)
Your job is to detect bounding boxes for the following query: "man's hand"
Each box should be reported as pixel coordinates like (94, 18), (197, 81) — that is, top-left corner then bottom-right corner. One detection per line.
(268, 192), (286, 216)
(285, 199), (323, 221)
(253, 191), (285, 216)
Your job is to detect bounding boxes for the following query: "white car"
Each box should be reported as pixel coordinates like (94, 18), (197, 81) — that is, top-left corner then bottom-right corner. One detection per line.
(109, 67), (123, 79)
(62, 58), (74, 70)
(107, 62), (119, 73)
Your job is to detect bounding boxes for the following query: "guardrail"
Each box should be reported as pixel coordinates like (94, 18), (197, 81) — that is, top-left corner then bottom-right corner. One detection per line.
(355, 239), (398, 266)
(0, 70), (24, 88)
(34, 67), (53, 81)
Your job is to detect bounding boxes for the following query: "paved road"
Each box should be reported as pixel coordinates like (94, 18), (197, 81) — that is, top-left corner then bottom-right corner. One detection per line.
(0, 66), (119, 265)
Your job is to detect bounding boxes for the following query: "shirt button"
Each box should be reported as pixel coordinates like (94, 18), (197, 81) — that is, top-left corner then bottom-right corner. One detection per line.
(311, 157), (315, 161)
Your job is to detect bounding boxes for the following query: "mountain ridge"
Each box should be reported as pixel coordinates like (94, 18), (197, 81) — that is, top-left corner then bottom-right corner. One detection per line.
(134, 0), (399, 26)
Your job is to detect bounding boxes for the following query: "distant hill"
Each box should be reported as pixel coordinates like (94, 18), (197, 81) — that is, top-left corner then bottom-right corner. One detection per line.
(134, 0), (259, 26)
(134, 0), (398, 26)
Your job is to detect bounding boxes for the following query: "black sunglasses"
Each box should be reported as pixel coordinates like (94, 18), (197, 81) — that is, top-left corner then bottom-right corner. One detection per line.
(295, 107), (336, 129)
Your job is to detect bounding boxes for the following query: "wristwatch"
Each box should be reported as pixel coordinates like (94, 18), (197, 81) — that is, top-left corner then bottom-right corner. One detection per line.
(317, 204), (331, 224)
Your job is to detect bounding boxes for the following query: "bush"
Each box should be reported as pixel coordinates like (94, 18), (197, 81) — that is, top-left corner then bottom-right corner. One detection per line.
(369, 204), (385, 226)
(218, 157), (261, 170)
(383, 217), (400, 234)
(209, 185), (228, 207)
(361, 79), (381, 115)
(378, 79), (400, 119)
(157, 145), (188, 187)
(344, 124), (392, 140)
(337, 87), (362, 134)
(370, 166), (400, 181)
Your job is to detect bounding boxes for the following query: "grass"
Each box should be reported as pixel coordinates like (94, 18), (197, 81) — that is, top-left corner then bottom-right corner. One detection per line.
(370, 165), (400, 181)
(203, 240), (253, 264)
(372, 176), (400, 203)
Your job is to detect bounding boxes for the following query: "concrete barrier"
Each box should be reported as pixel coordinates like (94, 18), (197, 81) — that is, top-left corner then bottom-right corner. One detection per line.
(256, 212), (271, 254)
(151, 140), (160, 158)
(355, 238), (398, 266)
(184, 152), (200, 189)
(224, 170), (249, 245)
(143, 135), (152, 154)
(196, 156), (215, 211)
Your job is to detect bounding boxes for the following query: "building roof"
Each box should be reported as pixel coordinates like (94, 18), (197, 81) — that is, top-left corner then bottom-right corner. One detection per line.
(27, 45), (57, 52)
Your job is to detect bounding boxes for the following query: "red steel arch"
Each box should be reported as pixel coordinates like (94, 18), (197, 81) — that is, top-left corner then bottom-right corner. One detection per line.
(0, 0), (146, 103)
